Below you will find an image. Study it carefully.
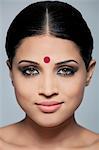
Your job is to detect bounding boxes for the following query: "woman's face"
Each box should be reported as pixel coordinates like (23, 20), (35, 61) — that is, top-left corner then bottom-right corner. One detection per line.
(9, 35), (93, 127)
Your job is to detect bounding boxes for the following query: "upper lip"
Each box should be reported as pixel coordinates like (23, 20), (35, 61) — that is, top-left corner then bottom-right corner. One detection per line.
(35, 101), (64, 106)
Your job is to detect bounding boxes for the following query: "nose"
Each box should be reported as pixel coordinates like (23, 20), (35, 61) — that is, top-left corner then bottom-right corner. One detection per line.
(38, 75), (59, 98)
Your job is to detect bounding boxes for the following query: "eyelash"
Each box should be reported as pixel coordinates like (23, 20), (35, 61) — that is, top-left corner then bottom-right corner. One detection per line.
(19, 66), (77, 77)
(57, 67), (77, 76)
(19, 66), (39, 77)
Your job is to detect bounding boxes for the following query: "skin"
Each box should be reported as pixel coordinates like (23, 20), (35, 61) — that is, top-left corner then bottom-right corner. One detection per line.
(0, 35), (99, 150)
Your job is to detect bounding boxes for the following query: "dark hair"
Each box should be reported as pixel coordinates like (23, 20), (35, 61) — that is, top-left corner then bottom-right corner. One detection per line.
(5, 0), (93, 68)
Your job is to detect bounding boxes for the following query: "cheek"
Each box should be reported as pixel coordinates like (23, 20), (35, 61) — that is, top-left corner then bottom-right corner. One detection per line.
(12, 76), (37, 107)
(13, 80), (39, 115)
(58, 76), (86, 115)
(59, 75), (86, 103)
(14, 85), (31, 111)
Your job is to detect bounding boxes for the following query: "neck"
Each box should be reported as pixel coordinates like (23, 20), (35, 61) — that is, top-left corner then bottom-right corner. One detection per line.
(23, 115), (79, 147)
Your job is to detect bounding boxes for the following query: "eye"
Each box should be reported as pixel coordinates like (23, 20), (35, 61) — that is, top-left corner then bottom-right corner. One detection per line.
(19, 66), (39, 76)
(57, 66), (77, 77)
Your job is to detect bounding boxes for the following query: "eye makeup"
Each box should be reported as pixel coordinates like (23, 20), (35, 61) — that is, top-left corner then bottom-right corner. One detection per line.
(56, 65), (78, 77)
(17, 59), (79, 78)
(18, 65), (39, 77)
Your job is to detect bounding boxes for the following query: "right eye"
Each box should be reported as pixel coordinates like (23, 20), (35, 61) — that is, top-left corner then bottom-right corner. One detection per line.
(19, 66), (39, 77)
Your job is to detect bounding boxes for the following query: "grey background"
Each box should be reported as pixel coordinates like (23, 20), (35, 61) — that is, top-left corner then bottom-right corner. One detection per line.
(0, 0), (99, 133)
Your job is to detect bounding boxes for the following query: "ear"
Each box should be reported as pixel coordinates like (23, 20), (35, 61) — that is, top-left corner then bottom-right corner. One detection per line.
(6, 60), (13, 85)
(6, 59), (11, 70)
(86, 59), (96, 86)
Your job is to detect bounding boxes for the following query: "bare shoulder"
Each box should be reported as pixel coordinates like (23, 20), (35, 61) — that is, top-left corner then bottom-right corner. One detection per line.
(82, 127), (99, 149)
(0, 124), (16, 149)
(0, 121), (24, 144)
(0, 121), (26, 149)
(0, 123), (18, 140)
(74, 125), (99, 149)
(90, 135), (99, 149)
(94, 134), (99, 145)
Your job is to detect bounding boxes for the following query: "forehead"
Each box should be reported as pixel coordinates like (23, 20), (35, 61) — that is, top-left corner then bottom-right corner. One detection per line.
(14, 35), (83, 62)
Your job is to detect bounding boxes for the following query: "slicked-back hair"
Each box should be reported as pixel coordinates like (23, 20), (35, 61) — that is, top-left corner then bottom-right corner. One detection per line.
(6, 1), (93, 68)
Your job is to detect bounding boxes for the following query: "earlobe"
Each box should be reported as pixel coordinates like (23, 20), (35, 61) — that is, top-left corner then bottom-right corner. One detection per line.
(86, 59), (96, 86)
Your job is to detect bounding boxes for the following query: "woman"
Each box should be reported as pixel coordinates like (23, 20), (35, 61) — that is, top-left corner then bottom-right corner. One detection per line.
(0, 1), (99, 149)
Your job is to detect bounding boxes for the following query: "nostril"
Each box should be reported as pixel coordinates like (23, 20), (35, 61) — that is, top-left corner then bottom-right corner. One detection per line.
(39, 92), (59, 98)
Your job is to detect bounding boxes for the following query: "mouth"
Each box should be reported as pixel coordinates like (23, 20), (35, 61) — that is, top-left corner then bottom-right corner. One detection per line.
(35, 101), (64, 113)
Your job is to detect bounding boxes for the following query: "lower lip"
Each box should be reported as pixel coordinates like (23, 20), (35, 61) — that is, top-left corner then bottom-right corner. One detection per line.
(36, 103), (62, 113)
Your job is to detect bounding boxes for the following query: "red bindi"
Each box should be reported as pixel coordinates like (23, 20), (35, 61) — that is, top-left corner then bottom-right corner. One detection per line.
(44, 56), (50, 63)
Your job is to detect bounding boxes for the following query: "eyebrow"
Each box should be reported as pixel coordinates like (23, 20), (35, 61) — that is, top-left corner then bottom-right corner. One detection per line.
(18, 60), (40, 66)
(55, 60), (79, 66)
(18, 59), (79, 66)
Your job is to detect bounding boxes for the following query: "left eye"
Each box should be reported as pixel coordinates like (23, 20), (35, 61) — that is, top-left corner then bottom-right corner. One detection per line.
(57, 67), (76, 76)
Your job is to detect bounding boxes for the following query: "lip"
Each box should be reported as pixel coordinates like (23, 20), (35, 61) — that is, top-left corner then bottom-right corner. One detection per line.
(35, 101), (64, 113)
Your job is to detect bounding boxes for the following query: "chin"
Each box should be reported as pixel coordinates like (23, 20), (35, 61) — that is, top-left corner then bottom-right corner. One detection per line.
(26, 109), (74, 128)
(37, 122), (61, 128)
(31, 116), (67, 128)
